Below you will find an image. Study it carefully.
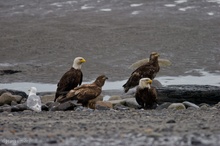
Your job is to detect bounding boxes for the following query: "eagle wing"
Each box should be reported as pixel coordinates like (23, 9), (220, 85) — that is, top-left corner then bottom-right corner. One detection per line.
(123, 64), (157, 92)
(149, 87), (157, 103)
(59, 84), (101, 105)
(55, 68), (82, 100)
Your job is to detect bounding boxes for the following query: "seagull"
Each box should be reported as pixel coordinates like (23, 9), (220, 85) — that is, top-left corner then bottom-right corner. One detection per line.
(26, 87), (42, 112)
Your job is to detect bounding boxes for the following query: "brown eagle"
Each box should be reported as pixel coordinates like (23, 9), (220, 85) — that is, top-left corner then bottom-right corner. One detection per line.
(54, 57), (86, 102)
(123, 52), (160, 93)
(58, 75), (108, 107)
(135, 78), (157, 109)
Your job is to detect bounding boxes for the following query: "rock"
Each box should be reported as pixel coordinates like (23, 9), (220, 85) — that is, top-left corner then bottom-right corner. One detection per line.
(156, 102), (172, 110)
(10, 101), (18, 106)
(168, 103), (186, 110)
(0, 92), (23, 106)
(47, 102), (59, 109)
(8, 104), (28, 112)
(95, 101), (113, 110)
(200, 104), (211, 110)
(50, 101), (76, 111)
(152, 80), (162, 88)
(166, 119), (176, 123)
(41, 104), (49, 111)
(0, 89), (27, 99)
(213, 102), (220, 109)
(108, 95), (122, 101)
(1, 107), (12, 112)
(183, 101), (199, 109)
(113, 104), (130, 110)
(109, 99), (126, 106)
(157, 85), (220, 105)
(124, 98), (140, 109)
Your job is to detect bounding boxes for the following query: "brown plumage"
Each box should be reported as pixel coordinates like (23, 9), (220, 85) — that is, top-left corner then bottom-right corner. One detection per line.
(123, 52), (160, 93)
(54, 57), (86, 102)
(135, 78), (157, 109)
(58, 75), (108, 107)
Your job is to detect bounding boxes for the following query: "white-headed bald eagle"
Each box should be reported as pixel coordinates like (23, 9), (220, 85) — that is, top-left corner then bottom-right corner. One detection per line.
(135, 78), (157, 109)
(54, 57), (86, 102)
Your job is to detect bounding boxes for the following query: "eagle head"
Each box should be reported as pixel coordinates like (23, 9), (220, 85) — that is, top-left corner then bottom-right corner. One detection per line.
(139, 78), (152, 89)
(73, 57), (86, 69)
(94, 75), (108, 87)
(150, 52), (160, 60)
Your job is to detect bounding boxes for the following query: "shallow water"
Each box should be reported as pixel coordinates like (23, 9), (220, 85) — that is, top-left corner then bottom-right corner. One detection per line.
(0, 70), (219, 94)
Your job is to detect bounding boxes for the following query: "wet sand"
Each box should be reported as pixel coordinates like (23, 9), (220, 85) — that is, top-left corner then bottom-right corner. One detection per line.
(0, 0), (220, 145)
(0, 0), (220, 83)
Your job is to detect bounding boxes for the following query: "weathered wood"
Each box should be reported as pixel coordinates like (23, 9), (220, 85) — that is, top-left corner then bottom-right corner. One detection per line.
(157, 85), (220, 105)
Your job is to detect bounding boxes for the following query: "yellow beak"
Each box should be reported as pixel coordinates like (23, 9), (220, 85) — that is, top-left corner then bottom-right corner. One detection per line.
(81, 58), (86, 63)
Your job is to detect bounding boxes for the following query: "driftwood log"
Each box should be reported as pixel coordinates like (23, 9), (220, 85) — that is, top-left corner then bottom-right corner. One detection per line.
(157, 85), (220, 105)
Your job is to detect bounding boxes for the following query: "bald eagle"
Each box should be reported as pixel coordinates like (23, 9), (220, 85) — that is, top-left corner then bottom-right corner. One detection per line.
(123, 52), (160, 93)
(58, 75), (108, 107)
(54, 57), (86, 102)
(135, 78), (157, 109)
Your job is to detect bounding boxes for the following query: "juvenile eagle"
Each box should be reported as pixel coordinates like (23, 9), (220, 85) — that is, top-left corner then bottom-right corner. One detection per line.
(123, 52), (160, 93)
(135, 78), (157, 109)
(54, 57), (86, 102)
(58, 75), (108, 107)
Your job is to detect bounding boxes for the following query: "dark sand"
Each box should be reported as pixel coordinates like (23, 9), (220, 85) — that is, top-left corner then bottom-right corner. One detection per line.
(0, 0), (220, 83)
(0, 0), (220, 145)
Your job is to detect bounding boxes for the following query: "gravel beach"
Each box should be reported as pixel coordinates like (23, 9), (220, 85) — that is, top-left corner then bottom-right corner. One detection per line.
(1, 108), (220, 146)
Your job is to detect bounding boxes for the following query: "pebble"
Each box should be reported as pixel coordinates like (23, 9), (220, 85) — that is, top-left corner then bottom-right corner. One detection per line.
(124, 98), (140, 109)
(168, 103), (186, 110)
(0, 92), (23, 106)
(182, 101), (199, 109)
(156, 102), (172, 110)
(108, 95), (122, 101)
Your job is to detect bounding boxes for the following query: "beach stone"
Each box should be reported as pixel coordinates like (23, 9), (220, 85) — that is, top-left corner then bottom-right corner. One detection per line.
(16, 104), (28, 110)
(47, 102), (59, 109)
(108, 95), (122, 101)
(124, 98), (140, 109)
(113, 104), (130, 110)
(1, 107), (12, 112)
(199, 104), (211, 110)
(95, 101), (113, 110)
(152, 79), (162, 88)
(166, 119), (176, 124)
(213, 102), (220, 109)
(168, 103), (186, 110)
(183, 101), (199, 109)
(0, 92), (23, 106)
(109, 99), (126, 106)
(50, 101), (76, 111)
(156, 102), (172, 110)
(0, 89), (27, 99)
(41, 104), (49, 111)
(10, 101), (18, 106)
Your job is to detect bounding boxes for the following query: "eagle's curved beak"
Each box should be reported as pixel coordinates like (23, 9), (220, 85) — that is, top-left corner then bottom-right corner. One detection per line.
(80, 58), (86, 63)
(155, 53), (160, 57)
(148, 79), (153, 84)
